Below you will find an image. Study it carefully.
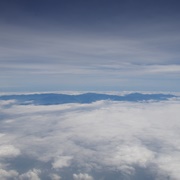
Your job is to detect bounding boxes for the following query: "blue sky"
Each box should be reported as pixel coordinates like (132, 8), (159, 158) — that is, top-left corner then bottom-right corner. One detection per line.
(0, 0), (180, 92)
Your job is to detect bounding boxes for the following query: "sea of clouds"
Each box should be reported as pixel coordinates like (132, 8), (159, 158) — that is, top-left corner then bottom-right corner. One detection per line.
(0, 94), (180, 180)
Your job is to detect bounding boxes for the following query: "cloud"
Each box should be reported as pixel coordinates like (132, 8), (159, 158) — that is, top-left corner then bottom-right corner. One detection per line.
(73, 173), (93, 180)
(0, 95), (180, 179)
(19, 169), (41, 180)
(0, 169), (19, 180)
(49, 173), (61, 180)
(0, 1), (180, 91)
(0, 145), (20, 158)
(1, 24), (180, 67)
(52, 156), (72, 169)
(102, 145), (154, 172)
(0, 24), (180, 91)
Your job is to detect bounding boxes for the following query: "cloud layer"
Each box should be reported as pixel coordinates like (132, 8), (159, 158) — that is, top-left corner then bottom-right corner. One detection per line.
(0, 94), (180, 179)
(0, 1), (180, 91)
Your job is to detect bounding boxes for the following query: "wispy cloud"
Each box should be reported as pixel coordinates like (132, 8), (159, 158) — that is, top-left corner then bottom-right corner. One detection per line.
(1, 23), (180, 66)
(0, 0), (180, 91)
(0, 20), (179, 91)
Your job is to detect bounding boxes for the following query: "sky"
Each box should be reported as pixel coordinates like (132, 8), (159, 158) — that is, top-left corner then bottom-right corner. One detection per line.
(0, 0), (180, 92)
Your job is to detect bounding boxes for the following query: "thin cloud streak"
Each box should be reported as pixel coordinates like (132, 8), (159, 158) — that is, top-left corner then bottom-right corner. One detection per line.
(0, 24), (180, 91)
(1, 24), (180, 66)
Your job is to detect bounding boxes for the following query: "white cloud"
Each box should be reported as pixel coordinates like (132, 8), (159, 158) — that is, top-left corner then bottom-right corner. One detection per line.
(19, 169), (41, 180)
(0, 100), (16, 107)
(0, 169), (19, 180)
(73, 173), (93, 180)
(52, 156), (72, 169)
(49, 173), (61, 180)
(102, 145), (154, 172)
(0, 145), (20, 158)
(0, 96), (180, 179)
(156, 154), (180, 180)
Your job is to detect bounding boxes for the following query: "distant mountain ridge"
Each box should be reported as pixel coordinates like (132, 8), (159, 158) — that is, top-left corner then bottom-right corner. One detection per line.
(0, 92), (176, 105)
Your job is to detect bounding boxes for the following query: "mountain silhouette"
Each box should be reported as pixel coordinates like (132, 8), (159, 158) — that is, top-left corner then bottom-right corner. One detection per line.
(0, 92), (176, 105)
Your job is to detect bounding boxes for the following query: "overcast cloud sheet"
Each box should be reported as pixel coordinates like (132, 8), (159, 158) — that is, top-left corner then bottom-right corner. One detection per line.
(0, 94), (180, 179)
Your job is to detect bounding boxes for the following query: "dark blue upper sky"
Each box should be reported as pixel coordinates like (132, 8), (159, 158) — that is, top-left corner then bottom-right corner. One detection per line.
(0, 0), (180, 92)
(1, 0), (180, 32)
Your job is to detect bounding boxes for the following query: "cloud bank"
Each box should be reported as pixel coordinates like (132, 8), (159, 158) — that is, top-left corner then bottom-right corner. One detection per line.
(0, 93), (180, 179)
